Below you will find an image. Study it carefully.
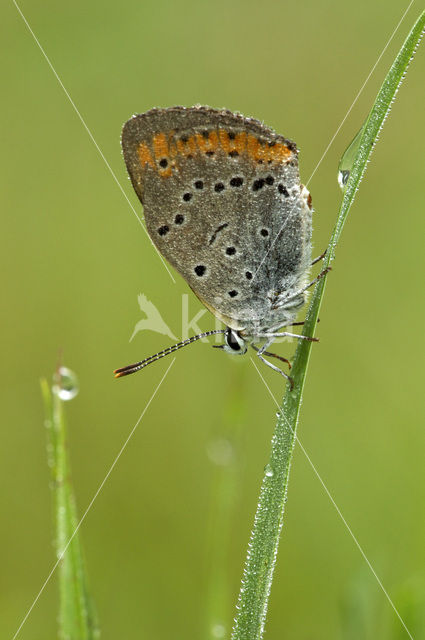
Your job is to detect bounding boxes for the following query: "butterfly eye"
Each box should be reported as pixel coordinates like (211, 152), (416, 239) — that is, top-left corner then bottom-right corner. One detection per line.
(225, 329), (245, 352)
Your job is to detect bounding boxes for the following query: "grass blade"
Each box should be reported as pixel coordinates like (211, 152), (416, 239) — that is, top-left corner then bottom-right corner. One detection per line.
(232, 10), (425, 640)
(41, 368), (99, 639)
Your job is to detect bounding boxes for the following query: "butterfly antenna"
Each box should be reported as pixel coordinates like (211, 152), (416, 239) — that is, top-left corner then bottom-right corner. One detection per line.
(114, 329), (226, 378)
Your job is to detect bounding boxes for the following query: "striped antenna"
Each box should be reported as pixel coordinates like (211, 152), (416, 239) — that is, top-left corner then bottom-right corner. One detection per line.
(114, 329), (226, 378)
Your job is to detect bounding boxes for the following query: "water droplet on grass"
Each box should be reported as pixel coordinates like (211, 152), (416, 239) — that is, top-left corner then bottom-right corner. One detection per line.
(264, 464), (274, 477)
(338, 125), (364, 189)
(53, 367), (79, 401)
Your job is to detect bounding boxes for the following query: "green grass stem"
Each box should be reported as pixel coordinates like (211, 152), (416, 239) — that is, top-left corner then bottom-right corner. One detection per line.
(231, 11), (425, 640)
(41, 372), (99, 639)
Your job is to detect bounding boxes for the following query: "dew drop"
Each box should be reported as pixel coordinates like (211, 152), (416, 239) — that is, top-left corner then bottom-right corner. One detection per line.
(53, 367), (79, 401)
(338, 170), (350, 189)
(337, 125), (364, 190)
(264, 464), (274, 477)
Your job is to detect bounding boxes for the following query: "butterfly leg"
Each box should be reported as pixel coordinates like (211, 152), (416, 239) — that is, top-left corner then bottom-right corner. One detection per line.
(272, 267), (331, 312)
(311, 249), (327, 266)
(279, 266), (331, 308)
(281, 318), (320, 328)
(261, 331), (318, 342)
(251, 344), (292, 369)
(298, 266), (331, 294)
(255, 340), (294, 389)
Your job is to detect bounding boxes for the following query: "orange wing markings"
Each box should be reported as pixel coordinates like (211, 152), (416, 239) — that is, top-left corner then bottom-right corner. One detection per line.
(187, 136), (198, 156)
(218, 129), (231, 152)
(269, 142), (292, 163)
(176, 135), (197, 157)
(137, 135), (173, 177)
(246, 134), (292, 165)
(217, 129), (248, 156)
(137, 143), (155, 169)
(207, 130), (219, 152)
(246, 134), (262, 162)
(234, 131), (247, 154)
(136, 126), (293, 177)
(152, 132), (169, 160)
(194, 131), (218, 154)
(194, 132), (208, 152)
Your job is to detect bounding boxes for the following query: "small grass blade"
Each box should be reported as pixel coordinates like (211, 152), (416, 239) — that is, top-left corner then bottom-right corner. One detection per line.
(41, 367), (99, 639)
(232, 11), (425, 640)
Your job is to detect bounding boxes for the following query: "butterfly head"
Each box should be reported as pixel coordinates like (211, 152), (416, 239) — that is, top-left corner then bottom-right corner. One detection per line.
(213, 327), (247, 356)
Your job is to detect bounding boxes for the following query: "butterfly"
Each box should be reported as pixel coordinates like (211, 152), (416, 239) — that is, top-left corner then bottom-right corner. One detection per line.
(115, 106), (327, 386)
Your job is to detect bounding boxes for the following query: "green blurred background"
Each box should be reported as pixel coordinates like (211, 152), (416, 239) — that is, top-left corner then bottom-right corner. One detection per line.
(2, 1), (424, 638)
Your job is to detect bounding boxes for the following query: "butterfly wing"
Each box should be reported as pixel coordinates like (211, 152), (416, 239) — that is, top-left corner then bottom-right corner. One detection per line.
(122, 106), (312, 332)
